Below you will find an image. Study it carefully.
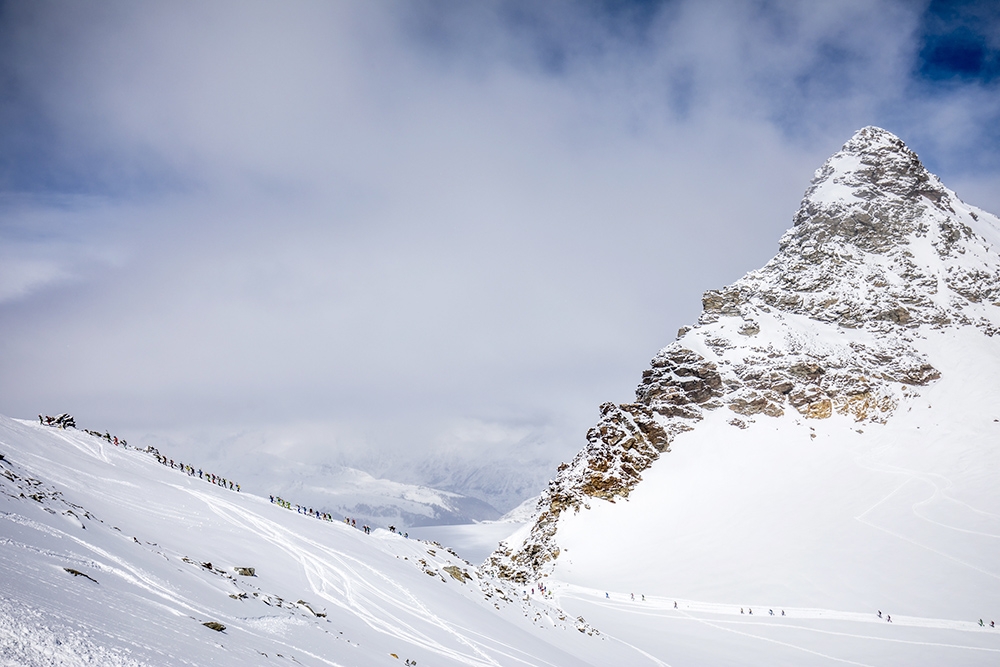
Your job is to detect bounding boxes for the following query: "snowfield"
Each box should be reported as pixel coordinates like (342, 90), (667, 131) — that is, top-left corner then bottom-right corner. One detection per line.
(5, 390), (997, 666)
(0, 416), (638, 667)
(546, 325), (1000, 666)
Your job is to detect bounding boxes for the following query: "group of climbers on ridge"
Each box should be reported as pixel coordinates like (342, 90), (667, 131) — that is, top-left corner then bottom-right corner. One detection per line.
(154, 454), (240, 492)
(265, 496), (407, 537)
(38, 411), (242, 493)
(39, 411), (419, 540)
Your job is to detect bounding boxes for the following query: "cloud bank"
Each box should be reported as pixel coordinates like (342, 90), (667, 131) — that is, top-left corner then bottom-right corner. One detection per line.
(1, 0), (998, 510)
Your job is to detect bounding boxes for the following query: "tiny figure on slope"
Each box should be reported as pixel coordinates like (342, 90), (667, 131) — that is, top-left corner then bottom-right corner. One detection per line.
(878, 610), (882, 618)
(674, 601), (677, 609)
(605, 592), (609, 599)
(741, 608), (744, 614)
(769, 609), (774, 616)
(980, 619), (985, 627)
(887, 615), (891, 623)
(781, 610), (785, 616)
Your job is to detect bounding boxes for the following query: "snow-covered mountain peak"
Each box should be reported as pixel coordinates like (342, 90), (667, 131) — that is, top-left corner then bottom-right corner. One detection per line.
(737, 125), (1000, 334)
(485, 128), (1000, 584)
(799, 126), (944, 213)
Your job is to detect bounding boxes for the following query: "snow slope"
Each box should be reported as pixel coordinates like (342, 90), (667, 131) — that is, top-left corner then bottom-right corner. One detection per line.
(0, 415), (653, 667)
(485, 128), (1000, 665)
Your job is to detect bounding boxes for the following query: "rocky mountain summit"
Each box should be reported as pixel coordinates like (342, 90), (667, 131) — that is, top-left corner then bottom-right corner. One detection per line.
(484, 126), (1000, 583)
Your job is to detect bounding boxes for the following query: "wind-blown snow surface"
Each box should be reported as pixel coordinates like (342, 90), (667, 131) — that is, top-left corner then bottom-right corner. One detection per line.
(0, 416), (647, 667)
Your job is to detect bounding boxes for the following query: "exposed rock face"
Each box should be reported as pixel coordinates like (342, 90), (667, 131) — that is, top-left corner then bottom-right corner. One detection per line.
(483, 127), (1000, 584)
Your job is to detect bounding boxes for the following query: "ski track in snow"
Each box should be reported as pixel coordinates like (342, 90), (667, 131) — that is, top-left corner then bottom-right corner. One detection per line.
(551, 583), (1000, 663)
(852, 456), (1000, 581)
(179, 484), (516, 667)
(854, 458), (1000, 538)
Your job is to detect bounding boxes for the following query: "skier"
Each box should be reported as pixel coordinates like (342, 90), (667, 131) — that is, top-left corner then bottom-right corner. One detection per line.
(887, 615), (891, 623)
(630, 593), (633, 601)
(741, 608), (744, 614)
(641, 594), (645, 601)
(749, 609), (753, 615)
(991, 621), (995, 628)
(980, 619), (985, 627)
(605, 593), (609, 599)
(674, 601), (677, 609)
(781, 610), (785, 616)
(769, 609), (774, 616)
(878, 610), (882, 618)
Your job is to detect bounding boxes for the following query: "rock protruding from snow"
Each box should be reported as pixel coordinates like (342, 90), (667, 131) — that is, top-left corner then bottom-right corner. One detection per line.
(484, 126), (1000, 584)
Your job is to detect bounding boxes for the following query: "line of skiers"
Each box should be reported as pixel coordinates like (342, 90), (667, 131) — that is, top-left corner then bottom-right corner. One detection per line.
(265, 496), (408, 537)
(39, 411), (418, 539)
(268, 495), (335, 522)
(738, 607), (784, 616)
(154, 454), (240, 492)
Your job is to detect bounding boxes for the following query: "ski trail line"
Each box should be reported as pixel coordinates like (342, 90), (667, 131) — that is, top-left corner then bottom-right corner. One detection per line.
(182, 486), (510, 666)
(555, 586), (872, 666)
(673, 607), (876, 667)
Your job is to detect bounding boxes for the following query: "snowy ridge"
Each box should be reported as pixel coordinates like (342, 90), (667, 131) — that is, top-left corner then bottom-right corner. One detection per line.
(0, 415), (663, 666)
(484, 127), (1000, 585)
